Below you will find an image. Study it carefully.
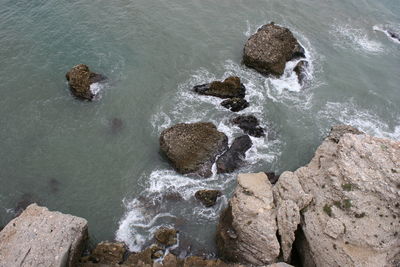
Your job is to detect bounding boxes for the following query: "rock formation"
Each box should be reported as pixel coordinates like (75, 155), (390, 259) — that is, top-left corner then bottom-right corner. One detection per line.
(216, 135), (253, 173)
(154, 227), (178, 247)
(195, 189), (222, 207)
(293, 60), (308, 85)
(193, 76), (246, 99)
(0, 203), (88, 267)
(216, 173), (280, 265)
(220, 98), (249, 112)
(160, 122), (228, 177)
(66, 64), (106, 100)
(232, 115), (265, 137)
(243, 23), (305, 76)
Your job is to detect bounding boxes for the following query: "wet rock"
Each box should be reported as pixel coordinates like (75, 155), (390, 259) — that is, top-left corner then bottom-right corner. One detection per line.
(293, 60), (308, 85)
(193, 76), (246, 99)
(243, 23), (305, 76)
(265, 172), (279, 184)
(216, 135), (253, 173)
(232, 115), (265, 137)
(65, 64), (106, 100)
(195, 189), (222, 207)
(160, 122), (228, 177)
(220, 98), (249, 112)
(387, 30), (400, 42)
(0, 204), (88, 267)
(291, 125), (400, 266)
(154, 227), (178, 247)
(216, 173), (280, 265)
(125, 244), (164, 265)
(84, 241), (126, 264)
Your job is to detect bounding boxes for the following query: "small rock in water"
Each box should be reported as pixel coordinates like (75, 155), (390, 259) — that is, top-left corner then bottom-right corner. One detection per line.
(65, 64), (106, 100)
(232, 115), (265, 137)
(221, 98), (249, 112)
(293, 60), (309, 86)
(243, 23), (305, 76)
(154, 227), (178, 246)
(193, 76), (246, 99)
(110, 118), (124, 133)
(216, 135), (253, 173)
(195, 189), (222, 207)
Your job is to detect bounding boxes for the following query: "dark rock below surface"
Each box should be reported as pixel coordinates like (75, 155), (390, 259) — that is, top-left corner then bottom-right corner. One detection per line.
(160, 122), (228, 177)
(221, 98), (249, 112)
(232, 115), (265, 137)
(243, 23), (305, 76)
(154, 227), (178, 247)
(216, 135), (253, 173)
(193, 76), (246, 99)
(195, 189), (222, 207)
(66, 64), (106, 100)
(265, 172), (280, 184)
(293, 60), (308, 86)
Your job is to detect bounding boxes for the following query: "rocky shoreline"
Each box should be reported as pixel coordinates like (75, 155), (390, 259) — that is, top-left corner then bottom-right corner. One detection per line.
(1, 125), (399, 266)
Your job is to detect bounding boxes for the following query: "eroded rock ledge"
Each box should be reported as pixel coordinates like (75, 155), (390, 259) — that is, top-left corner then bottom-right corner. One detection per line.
(217, 125), (400, 267)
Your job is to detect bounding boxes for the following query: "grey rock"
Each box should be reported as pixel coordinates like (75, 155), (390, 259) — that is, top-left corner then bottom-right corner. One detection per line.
(216, 135), (253, 173)
(0, 203), (88, 267)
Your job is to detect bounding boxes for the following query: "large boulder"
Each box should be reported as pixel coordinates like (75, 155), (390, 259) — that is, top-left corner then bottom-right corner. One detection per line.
(243, 23), (305, 76)
(216, 135), (253, 173)
(291, 125), (400, 267)
(193, 76), (246, 99)
(66, 64), (106, 100)
(0, 203), (88, 267)
(216, 173), (280, 265)
(160, 122), (228, 177)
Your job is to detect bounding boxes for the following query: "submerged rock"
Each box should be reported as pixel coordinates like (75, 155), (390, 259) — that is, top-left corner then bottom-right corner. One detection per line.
(160, 122), (228, 177)
(195, 189), (222, 207)
(216, 135), (253, 173)
(66, 64), (106, 100)
(293, 60), (308, 86)
(232, 115), (265, 137)
(243, 23), (305, 76)
(154, 227), (178, 247)
(0, 204), (88, 267)
(290, 125), (400, 266)
(110, 118), (124, 133)
(193, 76), (246, 99)
(220, 98), (249, 112)
(216, 173), (280, 265)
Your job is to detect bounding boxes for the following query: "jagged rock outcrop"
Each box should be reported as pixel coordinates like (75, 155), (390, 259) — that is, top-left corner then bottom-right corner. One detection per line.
(290, 125), (400, 267)
(154, 227), (178, 247)
(220, 98), (249, 112)
(80, 241), (126, 265)
(193, 76), (246, 99)
(243, 23), (305, 76)
(195, 189), (222, 207)
(232, 115), (265, 137)
(293, 60), (308, 85)
(0, 203), (88, 267)
(66, 64), (106, 100)
(216, 173), (280, 265)
(160, 122), (228, 177)
(216, 135), (253, 173)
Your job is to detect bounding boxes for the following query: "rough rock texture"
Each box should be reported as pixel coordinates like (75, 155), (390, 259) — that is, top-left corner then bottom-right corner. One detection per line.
(0, 203), (88, 267)
(243, 23), (305, 76)
(154, 227), (178, 247)
(273, 172), (312, 261)
(216, 135), (253, 173)
(220, 98), (249, 112)
(232, 115), (265, 137)
(293, 60), (308, 85)
(66, 64), (106, 100)
(195, 190), (222, 207)
(80, 241), (126, 265)
(193, 77), (246, 99)
(160, 122), (228, 177)
(290, 125), (400, 267)
(216, 173), (280, 265)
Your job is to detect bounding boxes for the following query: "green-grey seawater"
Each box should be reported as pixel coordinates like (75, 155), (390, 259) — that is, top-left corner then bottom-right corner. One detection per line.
(0, 0), (399, 254)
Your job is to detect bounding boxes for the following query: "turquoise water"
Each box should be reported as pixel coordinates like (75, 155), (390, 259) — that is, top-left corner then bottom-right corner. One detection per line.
(0, 0), (399, 254)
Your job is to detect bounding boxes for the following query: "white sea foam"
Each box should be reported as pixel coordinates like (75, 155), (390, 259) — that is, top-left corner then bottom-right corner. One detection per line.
(318, 101), (400, 140)
(89, 82), (104, 95)
(331, 24), (384, 54)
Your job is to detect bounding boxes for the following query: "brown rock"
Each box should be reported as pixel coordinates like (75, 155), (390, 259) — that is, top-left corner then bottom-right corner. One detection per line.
(160, 122), (228, 177)
(88, 241), (126, 264)
(195, 190), (222, 207)
(154, 227), (178, 246)
(193, 76), (246, 99)
(66, 64), (105, 100)
(243, 23), (305, 76)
